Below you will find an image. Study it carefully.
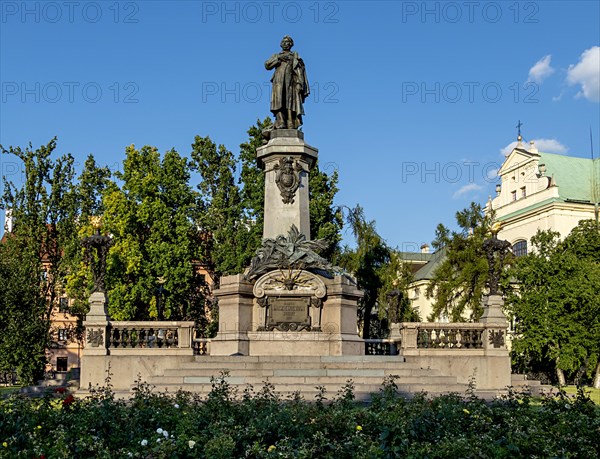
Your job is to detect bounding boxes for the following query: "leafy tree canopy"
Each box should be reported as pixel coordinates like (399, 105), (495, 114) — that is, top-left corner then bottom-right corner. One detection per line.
(507, 220), (600, 387)
(426, 202), (497, 322)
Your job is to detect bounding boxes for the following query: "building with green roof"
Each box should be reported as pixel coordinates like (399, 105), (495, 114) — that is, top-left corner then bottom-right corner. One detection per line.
(490, 139), (599, 255)
(406, 139), (599, 321)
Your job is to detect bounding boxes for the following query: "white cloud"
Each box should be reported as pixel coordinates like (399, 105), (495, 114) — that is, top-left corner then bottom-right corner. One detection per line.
(567, 46), (600, 102)
(533, 138), (568, 154)
(528, 55), (555, 83)
(500, 141), (518, 157)
(453, 183), (483, 199)
(500, 138), (568, 156)
(552, 90), (564, 102)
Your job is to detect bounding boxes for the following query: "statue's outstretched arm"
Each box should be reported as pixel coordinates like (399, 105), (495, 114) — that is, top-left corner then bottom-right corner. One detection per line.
(265, 54), (279, 70)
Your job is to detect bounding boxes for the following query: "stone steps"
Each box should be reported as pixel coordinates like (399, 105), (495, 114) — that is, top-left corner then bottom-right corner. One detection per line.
(510, 374), (553, 396)
(150, 374), (457, 386)
(142, 355), (468, 400)
(160, 367), (443, 378)
(149, 382), (467, 398)
(184, 358), (431, 371)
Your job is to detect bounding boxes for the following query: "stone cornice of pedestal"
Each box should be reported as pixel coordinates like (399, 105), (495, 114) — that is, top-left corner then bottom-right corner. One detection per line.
(323, 275), (364, 299)
(85, 291), (110, 322)
(213, 274), (254, 298)
(257, 137), (319, 170)
(480, 294), (508, 324)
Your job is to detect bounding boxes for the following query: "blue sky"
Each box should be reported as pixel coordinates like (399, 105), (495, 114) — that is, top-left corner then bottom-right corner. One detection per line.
(1, 1), (599, 249)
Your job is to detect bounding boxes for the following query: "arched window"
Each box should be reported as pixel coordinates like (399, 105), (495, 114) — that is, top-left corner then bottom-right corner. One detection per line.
(513, 240), (527, 257)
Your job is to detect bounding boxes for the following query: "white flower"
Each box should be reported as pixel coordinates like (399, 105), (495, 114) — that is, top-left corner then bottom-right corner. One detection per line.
(157, 438), (161, 443)
(127, 453), (133, 457)
(156, 428), (163, 434)
(140, 439), (148, 446)
(174, 403), (180, 409)
(188, 440), (196, 449)
(162, 430), (169, 439)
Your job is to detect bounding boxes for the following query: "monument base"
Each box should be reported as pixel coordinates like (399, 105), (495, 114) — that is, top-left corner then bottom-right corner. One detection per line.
(246, 332), (364, 356)
(211, 273), (364, 356)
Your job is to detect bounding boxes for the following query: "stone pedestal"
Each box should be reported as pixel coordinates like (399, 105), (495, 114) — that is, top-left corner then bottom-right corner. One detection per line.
(83, 292), (110, 356)
(480, 294), (509, 353)
(479, 294), (507, 324)
(210, 275), (255, 356)
(211, 131), (365, 357)
(257, 130), (318, 239)
(212, 273), (364, 356)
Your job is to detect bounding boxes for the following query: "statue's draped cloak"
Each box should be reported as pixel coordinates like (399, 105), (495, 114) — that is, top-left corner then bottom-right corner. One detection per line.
(265, 51), (309, 117)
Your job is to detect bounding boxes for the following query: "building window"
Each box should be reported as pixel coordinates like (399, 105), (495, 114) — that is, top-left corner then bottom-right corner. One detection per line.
(520, 186), (526, 198)
(513, 240), (528, 257)
(59, 297), (69, 313)
(58, 329), (69, 342)
(56, 357), (68, 372)
(511, 191), (517, 201)
(414, 287), (420, 299)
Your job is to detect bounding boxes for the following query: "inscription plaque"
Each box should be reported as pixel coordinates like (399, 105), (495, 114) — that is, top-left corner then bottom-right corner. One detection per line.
(271, 297), (310, 323)
(261, 296), (312, 331)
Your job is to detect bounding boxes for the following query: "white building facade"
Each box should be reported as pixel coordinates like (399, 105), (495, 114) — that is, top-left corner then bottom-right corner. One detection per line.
(491, 140), (599, 253)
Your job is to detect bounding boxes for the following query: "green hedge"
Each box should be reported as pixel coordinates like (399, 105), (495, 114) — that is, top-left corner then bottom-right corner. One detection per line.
(1, 376), (598, 458)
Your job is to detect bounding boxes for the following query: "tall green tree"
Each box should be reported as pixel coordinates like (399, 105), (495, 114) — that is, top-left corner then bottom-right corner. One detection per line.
(0, 236), (48, 384)
(101, 145), (203, 320)
(507, 221), (600, 387)
(0, 138), (79, 382)
(65, 155), (112, 319)
(377, 250), (419, 328)
(426, 202), (495, 321)
(309, 163), (343, 261)
(191, 136), (246, 282)
(238, 118), (271, 264)
(77, 154), (112, 220)
(339, 205), (391, 339)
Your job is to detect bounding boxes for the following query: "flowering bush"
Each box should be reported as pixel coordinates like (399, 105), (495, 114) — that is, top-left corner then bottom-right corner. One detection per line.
(0, 377), (598, 458)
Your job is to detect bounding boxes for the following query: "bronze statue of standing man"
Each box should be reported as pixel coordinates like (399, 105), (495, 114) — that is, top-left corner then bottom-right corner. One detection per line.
(265, 36), (309, 129)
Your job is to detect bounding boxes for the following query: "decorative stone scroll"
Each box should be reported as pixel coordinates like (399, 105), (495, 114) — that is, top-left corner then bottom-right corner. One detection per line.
(253, 269), (327, 299)
(254, 269), (326, 332)
(274, 156), (303, 204)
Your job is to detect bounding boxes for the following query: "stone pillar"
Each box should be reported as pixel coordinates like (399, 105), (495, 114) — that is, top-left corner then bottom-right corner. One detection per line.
(210, 274), (255, 356)
(83, 292), (110, 356)
(480, 294), (509, 351)
(480, 294), (507, 324)
(320, 274), (365, 355)
(479, 294), (511, 389)
(257, 130), (318, 239)
(390, 322), (418, 350)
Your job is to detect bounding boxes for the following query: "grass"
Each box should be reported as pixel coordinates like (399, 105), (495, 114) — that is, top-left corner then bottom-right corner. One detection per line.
(0, 385), (20, 397)
(560, 385), (600, 405)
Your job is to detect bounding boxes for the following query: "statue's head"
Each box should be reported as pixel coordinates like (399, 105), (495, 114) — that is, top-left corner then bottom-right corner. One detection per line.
(280, 35), (294, 51)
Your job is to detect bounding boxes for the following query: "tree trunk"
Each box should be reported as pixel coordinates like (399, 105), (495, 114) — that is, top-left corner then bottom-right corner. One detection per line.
(574, 360), (588, 386)
(363, 303), (371, 340)
(593, 362), (600, 389)
(556, 366), (566, 386)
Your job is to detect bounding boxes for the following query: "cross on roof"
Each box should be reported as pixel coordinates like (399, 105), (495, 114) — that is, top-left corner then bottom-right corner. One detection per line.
(516, 120), (523, 139)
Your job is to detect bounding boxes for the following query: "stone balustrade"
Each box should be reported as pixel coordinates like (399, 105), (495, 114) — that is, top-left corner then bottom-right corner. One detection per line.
(108, 322), (195, 349)
(390, 322), (506, 351)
